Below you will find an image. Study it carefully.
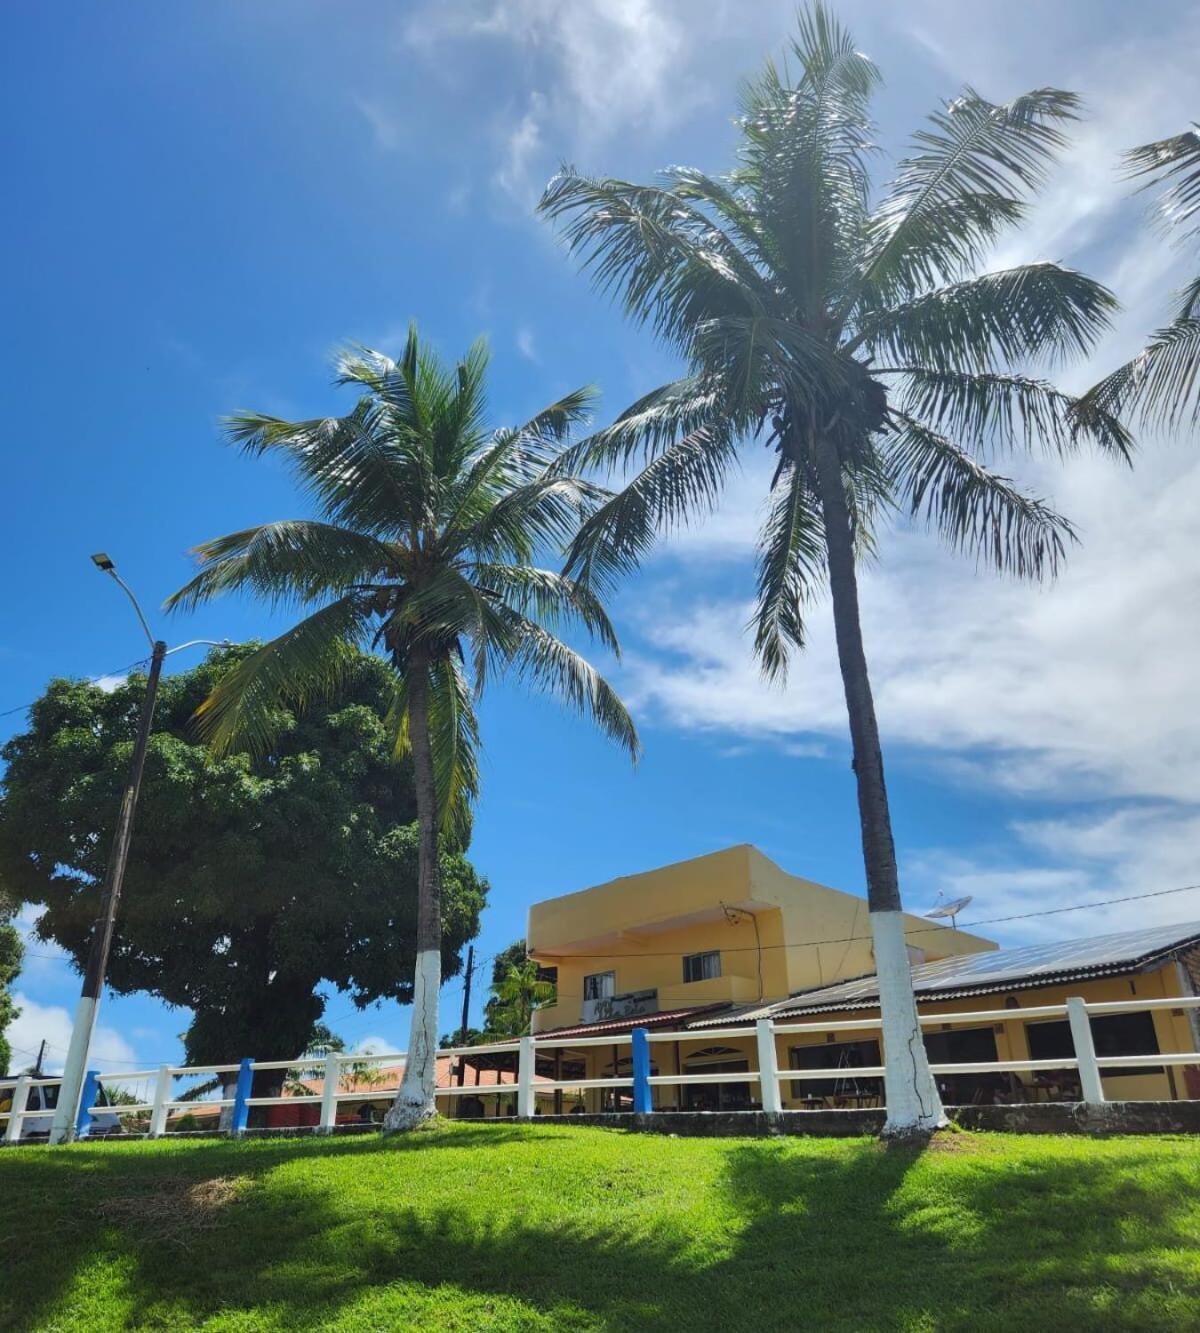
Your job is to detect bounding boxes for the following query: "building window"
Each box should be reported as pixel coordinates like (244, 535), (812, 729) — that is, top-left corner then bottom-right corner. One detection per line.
(683, 951), (721, 983)
(1026, 1011), (1160, 1072)
(583, 971), (615, 1002)
(683, 1046), (752, 1111)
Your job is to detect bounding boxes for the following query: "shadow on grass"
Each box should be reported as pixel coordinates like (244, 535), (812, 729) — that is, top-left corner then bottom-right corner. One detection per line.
(3, 1129), (1199, 1331)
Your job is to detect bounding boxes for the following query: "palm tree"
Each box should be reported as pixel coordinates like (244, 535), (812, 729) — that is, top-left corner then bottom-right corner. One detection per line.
(539, 4), (1128, 1136)
(1084, 125), (1200, 427)
(167, 327), (638, 1131)
(486, 958), (556, 1037)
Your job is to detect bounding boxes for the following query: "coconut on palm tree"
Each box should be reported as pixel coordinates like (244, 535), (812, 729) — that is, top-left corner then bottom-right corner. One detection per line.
(168, 326), (638, 1131)
(1085, 125), (1200, 428)
(539, 4), (1129, 1136)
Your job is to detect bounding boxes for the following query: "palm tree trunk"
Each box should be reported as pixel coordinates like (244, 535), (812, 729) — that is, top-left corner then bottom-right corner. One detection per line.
(383, 650), (443, 1132)
(812, 433), (945, 1138)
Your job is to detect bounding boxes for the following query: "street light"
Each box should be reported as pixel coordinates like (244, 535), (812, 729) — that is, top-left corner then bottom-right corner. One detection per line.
(49, 557), (229, 1145)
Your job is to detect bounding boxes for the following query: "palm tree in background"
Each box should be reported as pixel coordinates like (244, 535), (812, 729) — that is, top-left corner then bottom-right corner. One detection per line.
(486, 957), (557, 1038)
(168, 327), (637, 1131)
(1085, 125), (1200, 428)
(539, 4), (1129, 1135)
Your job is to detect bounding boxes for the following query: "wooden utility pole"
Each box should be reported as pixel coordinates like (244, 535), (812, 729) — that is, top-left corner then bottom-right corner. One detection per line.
(456, 945), (474, 1088)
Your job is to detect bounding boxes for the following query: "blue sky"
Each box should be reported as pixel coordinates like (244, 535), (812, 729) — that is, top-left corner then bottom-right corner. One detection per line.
(3, 0), (1199, 1075)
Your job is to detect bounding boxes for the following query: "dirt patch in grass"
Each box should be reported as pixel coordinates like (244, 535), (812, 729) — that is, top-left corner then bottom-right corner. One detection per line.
(95, 1175), (246, 1246)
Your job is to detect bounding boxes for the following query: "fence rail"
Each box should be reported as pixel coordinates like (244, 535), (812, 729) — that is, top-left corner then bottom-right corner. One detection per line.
(3, 993), (1199, 1142)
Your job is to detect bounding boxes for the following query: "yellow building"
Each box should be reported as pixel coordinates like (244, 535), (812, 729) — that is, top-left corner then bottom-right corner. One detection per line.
(525, 845), (1200, 1112)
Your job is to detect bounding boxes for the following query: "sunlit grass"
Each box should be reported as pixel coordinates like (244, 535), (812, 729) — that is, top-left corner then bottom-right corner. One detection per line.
(2, 1123), (1198, 1330)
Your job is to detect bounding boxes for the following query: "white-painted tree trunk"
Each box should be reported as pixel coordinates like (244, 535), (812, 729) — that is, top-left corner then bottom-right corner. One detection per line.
(383, 948), (441, 1131)
(872, 910), (946, 1137)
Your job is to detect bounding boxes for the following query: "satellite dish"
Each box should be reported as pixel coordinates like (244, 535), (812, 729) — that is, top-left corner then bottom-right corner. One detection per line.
(924, 894), (973, 930)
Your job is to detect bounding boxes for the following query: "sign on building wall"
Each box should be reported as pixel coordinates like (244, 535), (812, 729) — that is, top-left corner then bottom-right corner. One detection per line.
(582, 989), (658, 1024)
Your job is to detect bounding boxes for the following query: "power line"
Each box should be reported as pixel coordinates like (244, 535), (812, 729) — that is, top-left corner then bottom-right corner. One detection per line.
(523, 880), (1200, 962)
(0, 655), (154, 722)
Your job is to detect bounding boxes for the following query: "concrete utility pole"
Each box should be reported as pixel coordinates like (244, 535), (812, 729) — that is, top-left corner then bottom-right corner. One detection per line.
(50, 554), (229, 1145)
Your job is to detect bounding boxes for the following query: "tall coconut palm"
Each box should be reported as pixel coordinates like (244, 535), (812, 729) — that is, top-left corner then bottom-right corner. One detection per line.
(1085, 125), (1200, 427)
(539, 4), (1129, 1136)
(167, 327), (638, 1131)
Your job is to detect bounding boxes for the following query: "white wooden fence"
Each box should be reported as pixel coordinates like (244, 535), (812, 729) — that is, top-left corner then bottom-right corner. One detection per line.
(3, 993), (1198, 1142)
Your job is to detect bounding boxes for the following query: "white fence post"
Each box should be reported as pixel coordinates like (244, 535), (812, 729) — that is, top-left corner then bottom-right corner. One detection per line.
(3, 1077), (31, 1144)
(517, 1036), (535, 1118)
(756, 1020), (782, 1114)
(148, 1065), (172, 1138)
(1067, 996), (1105, 1104)
(319, 1052), (341, 1133)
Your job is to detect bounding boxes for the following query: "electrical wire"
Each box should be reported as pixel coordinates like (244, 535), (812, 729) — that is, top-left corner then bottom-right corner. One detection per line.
(520, 880), (1200, 962)
(0, 654), (155, 723)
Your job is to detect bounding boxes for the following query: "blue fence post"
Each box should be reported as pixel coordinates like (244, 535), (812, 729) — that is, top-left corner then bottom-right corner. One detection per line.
(631, 1027), (652, 1115)
(75, 1069), (101, 1139)
(231, 1058), (254, 1137)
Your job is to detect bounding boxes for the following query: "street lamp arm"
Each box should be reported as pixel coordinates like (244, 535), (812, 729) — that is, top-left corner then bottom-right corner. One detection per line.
(104, 569), (157, 651)
(164, 638), (235, 657)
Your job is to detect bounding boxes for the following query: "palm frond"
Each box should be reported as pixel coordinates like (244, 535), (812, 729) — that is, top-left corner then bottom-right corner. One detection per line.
(497, 608), (640, 759)
(860, 87), (1080, 301)
(562, 420), (740, 590)
(883, 367), (1132, 461)
(857, 263), (1118, 370)
(425, 652), (481, 845)
(552, 377), (725, 475)
(1125, 126), (1200, 242)
(735, 4), (877, 311)
(886, 412), (1076, 578)
(192, 595), (371, 755)
(1082, 316), (1200, 429)
(223, 402), (417, 538)
(165, 522), (397, 613)
(464, 471), (607, 566)
(474, 564), (620, 655)
(538, 170), (776, 353)
(751, 461), (826, 679)
(334, 341), (415, 417)
(513, 386), (599, 445)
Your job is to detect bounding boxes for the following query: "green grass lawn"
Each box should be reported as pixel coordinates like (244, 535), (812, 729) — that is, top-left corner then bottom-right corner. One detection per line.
(2, 1123), (1199, 1331)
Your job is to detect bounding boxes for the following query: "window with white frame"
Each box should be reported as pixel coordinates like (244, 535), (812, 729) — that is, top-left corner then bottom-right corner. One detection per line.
(583, 971), (615, 1001)
(682, 950), (721, 983)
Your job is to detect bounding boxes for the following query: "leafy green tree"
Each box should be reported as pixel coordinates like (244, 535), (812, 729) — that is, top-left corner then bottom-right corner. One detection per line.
(0, 647), (487, 1084)
(1085, 125), (1200, 428)
(167, 326), (637, 1129)
(539, 4), (1126, 1134)
(0, 888), (21, 1077)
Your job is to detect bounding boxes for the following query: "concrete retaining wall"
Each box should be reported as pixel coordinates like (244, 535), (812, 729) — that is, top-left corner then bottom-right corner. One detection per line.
(534, 1101), (1200, 1137)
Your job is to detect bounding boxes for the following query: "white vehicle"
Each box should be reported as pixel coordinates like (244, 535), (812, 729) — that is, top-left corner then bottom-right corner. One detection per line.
(0, 1079), (122, 1141)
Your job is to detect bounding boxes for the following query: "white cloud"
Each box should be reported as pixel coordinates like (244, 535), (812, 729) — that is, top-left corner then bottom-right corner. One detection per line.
(906, 804), (1200, 946)
(515, 324), (539, 363)
(7, 993), (139, 1075)
(353, 95), (405, 151)
(349, 1034), (398, 1058)
(492, 91), (547, 208)
(91, 673), (127, 693)
(407, 0), (702, 149)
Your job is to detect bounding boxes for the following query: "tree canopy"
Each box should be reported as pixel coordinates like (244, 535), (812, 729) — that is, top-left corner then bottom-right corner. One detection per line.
(0, 646), (488, 1066)
(0, 886), (21, 1077)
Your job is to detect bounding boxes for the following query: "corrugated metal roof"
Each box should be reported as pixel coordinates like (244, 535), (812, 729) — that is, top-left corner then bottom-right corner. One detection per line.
(689, 919), (1200, 1025)
(533, 1003), (732, 1042)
